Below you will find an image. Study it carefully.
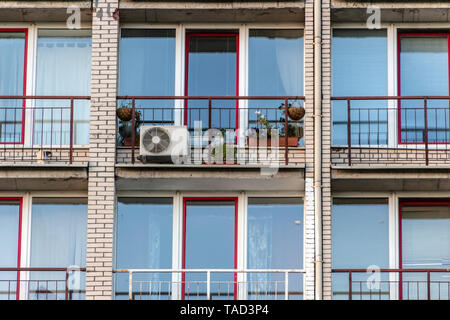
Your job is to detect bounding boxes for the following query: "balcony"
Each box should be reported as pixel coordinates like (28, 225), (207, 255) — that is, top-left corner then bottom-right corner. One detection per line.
(0, 267), (86, 300)
(0, 96), (90, 165)
(333, 268), (450, 300)
(114, 269), (305, 300)
(331, 96), (450, 167)
(116, 96), (306, 167)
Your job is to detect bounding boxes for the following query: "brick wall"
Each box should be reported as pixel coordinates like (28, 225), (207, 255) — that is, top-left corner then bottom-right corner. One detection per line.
(86, 0), (119, 300)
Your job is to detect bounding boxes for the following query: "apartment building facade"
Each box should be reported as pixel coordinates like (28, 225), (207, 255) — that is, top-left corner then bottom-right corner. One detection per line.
(0, 0), (449, 301)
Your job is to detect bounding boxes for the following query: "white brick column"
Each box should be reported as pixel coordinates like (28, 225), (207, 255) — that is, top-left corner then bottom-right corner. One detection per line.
(86, 0), (119, 300)
(321, 0), (333, 300)
(303, 0), (316, 300)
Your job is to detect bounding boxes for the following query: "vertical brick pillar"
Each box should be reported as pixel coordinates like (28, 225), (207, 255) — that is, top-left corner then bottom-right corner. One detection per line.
(86, 0), (119, 300)
(321, 0), (333, 300)
(303, 0), (316, 300)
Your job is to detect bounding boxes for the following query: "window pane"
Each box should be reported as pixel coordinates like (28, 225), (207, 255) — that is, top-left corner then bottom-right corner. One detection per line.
(247, 198), (303, 300)
(119, 29), (176, 135)
(115, 198), (173, 300)
(332, 29), (388, 145)
(35, 29), (92, 146)
(0, 32), (25, 143)
(0, 200), (20, 300)
(30, 198), (87, 300)
(185, 200), (235, 300)
(401, 203), (450, 299)
(332, 198), (389, 300)
(249, 29), (304, 146)
(400, 36), (449, 143)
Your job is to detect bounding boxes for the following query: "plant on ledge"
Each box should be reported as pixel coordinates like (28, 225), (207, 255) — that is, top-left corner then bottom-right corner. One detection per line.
(117, 102), (143, 146)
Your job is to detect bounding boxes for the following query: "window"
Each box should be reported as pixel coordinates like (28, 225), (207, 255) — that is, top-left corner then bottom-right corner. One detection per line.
(332, 198), (389, 300)
(247, 198), (304, 299)
(0, 199), (21, 300)
(249, 29), (304, 145)
(400, 202), (450, 299)
(0, 30), (26, 144)
(332, 29), (388, 145)
(115, 198), (173, 300)
(399, 34), (450, 143)
(35, 29), (91, 146)
(30, 198), (87, 300)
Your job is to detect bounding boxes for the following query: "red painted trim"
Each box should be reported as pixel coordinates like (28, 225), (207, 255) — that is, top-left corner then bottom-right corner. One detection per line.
(0, 29), (28, 145)
(184, 33), (240, 130)
(182, 197), (239, 300)
(0, 197), (23, 300)
(398, 200), (450, 300)
(397, 32), (450, 145)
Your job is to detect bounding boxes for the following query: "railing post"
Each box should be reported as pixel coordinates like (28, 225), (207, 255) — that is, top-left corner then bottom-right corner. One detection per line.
(284, 271), (289, 300)
(128, 271), (133, 300)
(208, 98), (212, 164)
(206, 271), (211, 300)
(131, 99), (136, 164)
(69, 99), (74, 164)
(427, 271), (431, 300)
(424, 98), (429, 166)
(347, 99), (352, 166)
(348, 271), (352, 300)
(65, 269), (69, 300)
(284, 98), (289, 165)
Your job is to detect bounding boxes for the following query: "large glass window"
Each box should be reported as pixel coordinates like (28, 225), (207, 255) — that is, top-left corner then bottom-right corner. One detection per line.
(35, 29), (91, 146)
(0, 199), (21, 300)
(249, 29), (304, 145)
(332, 198), (389, 300)
(247, 198), (304, 299)
(399, 35), (450, 143)
(115, 198), (173, 300)
(29, 198), (87, 300)
(0, 31), (26, 144)
(332, 29), (388, 145)
(401, 202), (450, 299)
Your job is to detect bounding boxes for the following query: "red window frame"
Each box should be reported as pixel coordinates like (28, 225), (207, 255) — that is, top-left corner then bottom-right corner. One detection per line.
(398, 201), (450, 299)
(0, 197), (23, 300)
(0, 28), (28, 145)
(182, 197), (238, 300)
(397, 32), (450, 145)
(184, 33), (240, 131)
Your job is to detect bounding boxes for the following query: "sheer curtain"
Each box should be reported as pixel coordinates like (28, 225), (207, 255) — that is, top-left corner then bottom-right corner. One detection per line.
(0, 33), (25, 143)
(30, 199), (87, 300)
(35, 30), (91, 146)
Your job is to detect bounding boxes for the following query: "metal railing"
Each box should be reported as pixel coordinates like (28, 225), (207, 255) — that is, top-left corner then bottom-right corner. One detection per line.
(0, 96), (90, 164)
(116, 96), (305, 165)
(114, 269), (305, 300)
(332, 268), (450, 300)
(331, 96), (450, 166)
(0, 267), (86, 300)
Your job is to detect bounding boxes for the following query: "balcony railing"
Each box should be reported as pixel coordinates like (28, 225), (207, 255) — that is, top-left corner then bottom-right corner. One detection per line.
(0, 267), (86, 300)
(331, 96), (450, 166)
(114, 269), (305, 300)
(0, 96), (90, 165)
(332, 268), (450, 300)
(116, 96), (305, 166)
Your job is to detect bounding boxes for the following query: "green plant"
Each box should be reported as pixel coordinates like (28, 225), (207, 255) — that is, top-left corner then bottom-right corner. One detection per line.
(279, 117), (302, 137)
(118, 110), (143, 146)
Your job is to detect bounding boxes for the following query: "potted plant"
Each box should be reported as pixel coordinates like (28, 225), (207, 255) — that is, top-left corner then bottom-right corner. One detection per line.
(116, 102), (133, 121)
(118, 110), (142, 146)
(279, 101), (305, 121)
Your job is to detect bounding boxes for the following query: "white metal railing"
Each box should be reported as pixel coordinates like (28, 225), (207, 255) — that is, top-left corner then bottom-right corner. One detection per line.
(114, 269), (305, 300)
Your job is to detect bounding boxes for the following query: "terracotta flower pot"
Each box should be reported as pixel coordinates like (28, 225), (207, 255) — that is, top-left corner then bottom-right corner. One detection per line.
(287, 106), (305, 121)
(116, 107), (133, 121)
(248, 136), (300, 147)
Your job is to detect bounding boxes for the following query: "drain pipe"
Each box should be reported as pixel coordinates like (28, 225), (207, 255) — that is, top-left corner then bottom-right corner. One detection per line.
(313, 0), (323, 300)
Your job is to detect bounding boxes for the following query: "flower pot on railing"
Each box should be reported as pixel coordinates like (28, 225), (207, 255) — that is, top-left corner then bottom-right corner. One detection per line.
(248, 136), (301, 147)
(117, 108), (142, 147)
(116, 106), (133, 121)
(279, 103), (305, 121)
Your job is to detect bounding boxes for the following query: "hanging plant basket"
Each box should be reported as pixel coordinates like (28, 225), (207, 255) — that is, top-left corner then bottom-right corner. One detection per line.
(116, 107), (133, 121)
(287, 106), (305, 121)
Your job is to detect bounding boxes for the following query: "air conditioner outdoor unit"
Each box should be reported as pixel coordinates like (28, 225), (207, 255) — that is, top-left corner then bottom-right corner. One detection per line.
(138, 125), (190, 164)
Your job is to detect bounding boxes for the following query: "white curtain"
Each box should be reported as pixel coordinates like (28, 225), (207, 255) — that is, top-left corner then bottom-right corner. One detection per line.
(0, 35), (25, 143)
(275, 38), (302, 96)
(35, 35), (91, 146)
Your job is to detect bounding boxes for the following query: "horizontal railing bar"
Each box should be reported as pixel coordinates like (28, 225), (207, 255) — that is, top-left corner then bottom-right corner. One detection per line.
(332, 269), (450, 273)
(117, 96), (304, 100)
(114, 269), (305, 273)
(332, 96), (450, 100)
(0, 96), (90, 100)
(0, 267), (87, 272)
